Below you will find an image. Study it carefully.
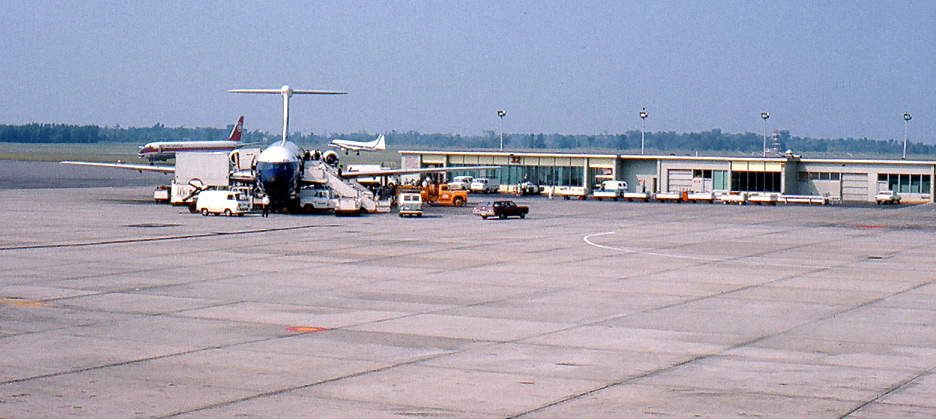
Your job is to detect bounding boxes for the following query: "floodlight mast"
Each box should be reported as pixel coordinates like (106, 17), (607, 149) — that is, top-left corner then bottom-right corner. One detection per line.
(228, 85), (347, 143)
(639, 108), (648, 155)
(903, 112), (912, 159)
(497, 110), (506, 151)
(761, 112), (770, 157)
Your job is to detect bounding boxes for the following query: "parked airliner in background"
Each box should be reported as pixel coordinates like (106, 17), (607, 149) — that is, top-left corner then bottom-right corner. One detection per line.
(329, 134), (386, 154)
(138, 116), (245, 161)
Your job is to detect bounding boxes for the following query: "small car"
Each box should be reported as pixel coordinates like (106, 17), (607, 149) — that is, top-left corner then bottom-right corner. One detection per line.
(875, 190), (901, 205)
(473, 200), (529, 219)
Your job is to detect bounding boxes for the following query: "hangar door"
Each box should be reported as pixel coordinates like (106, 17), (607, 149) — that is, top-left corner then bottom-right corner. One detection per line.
(668, 169), (693, 192)
(841, 173), (869, 202)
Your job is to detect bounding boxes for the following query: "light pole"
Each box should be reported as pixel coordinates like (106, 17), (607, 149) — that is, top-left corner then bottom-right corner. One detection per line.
(497, 110), (506, 151)
(761, 112), (770, 157)
(639, 108), (648, 155)
(903, 112), (912, 159)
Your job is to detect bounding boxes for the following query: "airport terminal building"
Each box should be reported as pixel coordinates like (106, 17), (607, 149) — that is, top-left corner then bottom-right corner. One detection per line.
(401, 150), (936, 203)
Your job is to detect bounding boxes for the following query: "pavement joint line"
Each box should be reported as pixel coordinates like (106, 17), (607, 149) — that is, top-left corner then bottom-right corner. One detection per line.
(583, 225), (881, 270)
(511, 259), (936, 418)
(837, 366), (936, 419)
(0, 224), (341, 251)
(0, 344), (220, 386)
(155, 345), (477, 418)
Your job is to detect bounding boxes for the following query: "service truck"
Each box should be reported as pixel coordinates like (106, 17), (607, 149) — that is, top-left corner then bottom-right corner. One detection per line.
(592, 181), (628, 201)
(195, 189), (251, 216)
(399, 184), (467, 207)
(298, 187), (336, 212)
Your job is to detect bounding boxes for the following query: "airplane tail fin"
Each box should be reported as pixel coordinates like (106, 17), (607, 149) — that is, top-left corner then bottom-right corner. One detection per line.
(228, 116), (244, 142)
(374, 134), (386, 150)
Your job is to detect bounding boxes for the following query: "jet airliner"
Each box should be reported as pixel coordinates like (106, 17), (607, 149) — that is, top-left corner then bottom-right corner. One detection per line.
(138, 116), (245, 161)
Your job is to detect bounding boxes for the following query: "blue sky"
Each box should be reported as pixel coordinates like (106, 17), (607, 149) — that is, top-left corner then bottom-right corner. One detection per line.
(2, 1), (934, 143)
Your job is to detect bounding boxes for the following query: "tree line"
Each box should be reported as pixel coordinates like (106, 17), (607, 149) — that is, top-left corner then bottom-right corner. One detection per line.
(1, 122), (932, 156)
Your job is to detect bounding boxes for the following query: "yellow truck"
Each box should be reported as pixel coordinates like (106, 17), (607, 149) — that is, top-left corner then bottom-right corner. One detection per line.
(399, 184), (467, 207)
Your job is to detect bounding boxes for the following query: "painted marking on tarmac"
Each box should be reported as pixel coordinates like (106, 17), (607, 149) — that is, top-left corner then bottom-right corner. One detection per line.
(583, 230), (720, 263)
(286, 326), (327, 333)
(582, 230), (838, 270)
(1, 298), (52, 307)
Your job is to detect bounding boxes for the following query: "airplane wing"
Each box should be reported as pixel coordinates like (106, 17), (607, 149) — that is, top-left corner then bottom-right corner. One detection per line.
(231, 170), (256, 183)
(341, 165), (500, 179)
(62, 160), (256, 185)
(60, 161), (175, 173)
(328, 141), (356, 151)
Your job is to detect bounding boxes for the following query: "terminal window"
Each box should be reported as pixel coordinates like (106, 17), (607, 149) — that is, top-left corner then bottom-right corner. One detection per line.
(692, 169), (714, 179)
(798, 171), (841, 181)
(878, 173), (931, 194)
(495, 165), (583, 187)
(731, 171), (781, 193)
(697, 169), (730, 190)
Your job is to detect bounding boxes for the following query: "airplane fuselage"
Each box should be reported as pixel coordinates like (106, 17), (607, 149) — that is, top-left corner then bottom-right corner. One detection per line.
(139, 141), (239, 161)
(255, 141), (303, 207)
(139, 116), (244, 161)
(329, 134), (385, 154)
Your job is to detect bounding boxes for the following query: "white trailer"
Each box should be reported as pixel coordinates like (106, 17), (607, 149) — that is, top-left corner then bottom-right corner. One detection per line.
(556, 186), (589, 200)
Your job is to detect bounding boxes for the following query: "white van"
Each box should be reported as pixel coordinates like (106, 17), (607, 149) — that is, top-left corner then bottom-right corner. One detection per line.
(195, 190), (251, 216)
(470, 178), (500, 193)
(398, 192), (423, 217)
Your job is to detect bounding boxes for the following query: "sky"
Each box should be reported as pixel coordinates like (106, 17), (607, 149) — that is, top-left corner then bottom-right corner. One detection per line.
(2, 1), (934, 143)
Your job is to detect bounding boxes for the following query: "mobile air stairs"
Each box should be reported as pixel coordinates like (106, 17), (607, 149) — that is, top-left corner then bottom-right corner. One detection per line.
(303, 161), (391, 214)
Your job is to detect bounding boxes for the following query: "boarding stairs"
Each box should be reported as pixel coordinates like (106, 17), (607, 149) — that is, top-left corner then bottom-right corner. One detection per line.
(303, 161), (385, 213)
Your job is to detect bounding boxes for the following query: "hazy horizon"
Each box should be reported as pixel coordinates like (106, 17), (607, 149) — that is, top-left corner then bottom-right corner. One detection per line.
(3, 1), (933, 143)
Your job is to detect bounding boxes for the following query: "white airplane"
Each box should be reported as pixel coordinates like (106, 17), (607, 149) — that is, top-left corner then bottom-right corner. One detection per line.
(329, 134), (386, 155)
(63, 85), (497, 211)
(138, 116), (245, 161)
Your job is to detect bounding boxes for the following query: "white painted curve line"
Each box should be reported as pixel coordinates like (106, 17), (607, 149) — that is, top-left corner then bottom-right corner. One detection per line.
(582, 230), (717, 261)
(582, 231), (622, 251)
(583, 230), (833, 269)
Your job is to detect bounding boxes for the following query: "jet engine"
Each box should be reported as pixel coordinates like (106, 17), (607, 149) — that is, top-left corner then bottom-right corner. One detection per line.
(322, 150), (340, 167)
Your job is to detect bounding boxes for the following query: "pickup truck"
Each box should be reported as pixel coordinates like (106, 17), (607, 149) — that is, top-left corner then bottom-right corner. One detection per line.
(299, 188), (336, 213)
(473, 200), (529, 219)
(448, 175), (474, 191)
